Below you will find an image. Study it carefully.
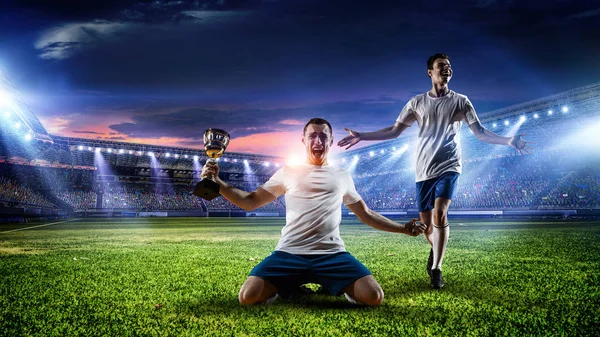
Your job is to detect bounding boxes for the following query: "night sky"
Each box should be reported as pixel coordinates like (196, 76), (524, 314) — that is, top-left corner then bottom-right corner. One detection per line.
(1, 0), (599, 158)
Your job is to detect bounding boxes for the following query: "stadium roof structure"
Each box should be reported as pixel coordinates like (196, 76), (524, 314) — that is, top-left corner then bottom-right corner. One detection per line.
(0, 68), (53, 143)
(52, 135), (282, 163)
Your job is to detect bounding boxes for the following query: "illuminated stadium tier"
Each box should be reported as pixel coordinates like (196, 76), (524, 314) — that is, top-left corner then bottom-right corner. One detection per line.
(0, 68), (52, 143)
(0, 81), (599, 215)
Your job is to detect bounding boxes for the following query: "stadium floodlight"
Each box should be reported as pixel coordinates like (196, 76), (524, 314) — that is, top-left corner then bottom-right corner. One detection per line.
(233, 159), (237, 163)
(137, 151), (143, 155)
(492, 123), (497, 128)
(193, 155), (199, 160)
(147, 151), (154, 156)
(353, 155), (359, 160)
(369, 151), (374, 157)
(14, 122), (21, 129)
(380, 149), (385, 154)
(184, 154), (188, 159)
(88, 147), (93, 151)
(504, 120), (510, 126)
(264, 161), (270, 166)
(95, 147), (101, 152)
(129, 150), (133, 154)
(548, 109), (553, 115)
(24, 133), (32, 141)
(107, 148), (113, 153)
(533, 113), (539, 119)
(520, 116), (526, 122)
(174, 154), (179, 158)
(118, 149), (124, 154)
(562, 106), (569, 113)
(243, 159), (248, 164)
(166, 153), (171, 157)
(77, 145), (84, 150)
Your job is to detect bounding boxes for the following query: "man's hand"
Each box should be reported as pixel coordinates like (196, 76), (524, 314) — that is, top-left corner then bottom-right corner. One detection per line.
(337, 128), (361, 150)
(405, 218), (426, 236)
(201, 161), (220, 180)
(509, 133), (535, 155)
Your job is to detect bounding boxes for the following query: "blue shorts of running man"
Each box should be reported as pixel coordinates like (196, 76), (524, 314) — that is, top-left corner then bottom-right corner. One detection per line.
(416, 172), (460, 212)
(249, 251), (372, 299)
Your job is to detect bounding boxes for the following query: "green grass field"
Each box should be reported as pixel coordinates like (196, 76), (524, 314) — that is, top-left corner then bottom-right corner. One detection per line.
(1, 217), (599, 336)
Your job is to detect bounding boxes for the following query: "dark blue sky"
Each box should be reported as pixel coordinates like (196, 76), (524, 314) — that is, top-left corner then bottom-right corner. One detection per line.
(1, 0), (599, 157)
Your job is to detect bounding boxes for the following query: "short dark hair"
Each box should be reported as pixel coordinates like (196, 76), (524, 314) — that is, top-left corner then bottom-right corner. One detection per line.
(427, 53), (450, 70)
(303, 118), (333, 135)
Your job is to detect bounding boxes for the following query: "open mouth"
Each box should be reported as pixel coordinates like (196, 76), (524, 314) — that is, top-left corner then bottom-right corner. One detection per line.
(312, 149), (324, 156)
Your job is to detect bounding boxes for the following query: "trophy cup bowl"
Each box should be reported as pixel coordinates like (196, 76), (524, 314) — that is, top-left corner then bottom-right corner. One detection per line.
(193, 128), (230, 200)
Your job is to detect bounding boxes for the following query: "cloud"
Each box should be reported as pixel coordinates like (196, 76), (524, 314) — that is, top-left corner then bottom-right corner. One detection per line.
(35, 20), (134, 59)
(72, 130), (104, 134)
(570, 8), (600, 19)
(279, 119), (304, 125)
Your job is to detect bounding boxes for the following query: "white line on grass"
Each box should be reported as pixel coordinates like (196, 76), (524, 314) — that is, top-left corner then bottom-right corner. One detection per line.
(0, 219), (79, 234)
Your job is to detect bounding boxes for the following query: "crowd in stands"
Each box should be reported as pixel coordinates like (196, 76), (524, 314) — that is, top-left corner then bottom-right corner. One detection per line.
(1, 146), (599, 212)
(0, 176), (56, 208)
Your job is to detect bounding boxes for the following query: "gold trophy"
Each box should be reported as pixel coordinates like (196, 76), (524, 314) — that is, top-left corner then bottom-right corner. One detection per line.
(193, 128), (230, 200)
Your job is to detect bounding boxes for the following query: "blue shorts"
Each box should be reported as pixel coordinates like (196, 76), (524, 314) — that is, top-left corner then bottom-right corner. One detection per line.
(249, 251), (372, 298)
(416, 172), (459, 212)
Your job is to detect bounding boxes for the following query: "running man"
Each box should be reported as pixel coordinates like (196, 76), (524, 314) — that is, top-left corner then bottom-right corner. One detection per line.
(337, 53), (534, 289)
(201, 118), (425, 305)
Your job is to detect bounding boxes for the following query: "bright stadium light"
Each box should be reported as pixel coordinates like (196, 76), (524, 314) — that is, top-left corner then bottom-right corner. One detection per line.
(520, 116), (526, 122)
(137, 151), (143, 155)
(147, 151), (154, 156)
(533, 113), (539, 119)
(369, 151), (374, 157)
(95, 147), (101, 152)
(107, 148), (113, 153)
(193, 155), (199, 160)
(504, 120), (510, 126)
(128, 150), (133, 154)
(548, 109), (553, 115)
(174, 154), (179, 158)
(264, 161), (270, 167)
(24, 133), (32, 141)
(562, 106), (569, 113)
(243, 159), (248, 164)
(493, 123), (497, 128)
(77, 145), (84, 150)
(165, 153), (171, 157)
(14, 122), (21, 129)
(184, 154), (188, 159)
(88, 147), (93, 151)
(392, 147), (396, 151)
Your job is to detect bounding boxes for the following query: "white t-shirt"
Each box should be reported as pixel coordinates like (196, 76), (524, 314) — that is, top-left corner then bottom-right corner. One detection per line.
(396, 90), (480, 182)
(260, 163), (362, 254)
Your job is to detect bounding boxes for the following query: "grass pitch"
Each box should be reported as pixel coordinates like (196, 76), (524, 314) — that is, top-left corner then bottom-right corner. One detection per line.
(1, 217), (599, 336)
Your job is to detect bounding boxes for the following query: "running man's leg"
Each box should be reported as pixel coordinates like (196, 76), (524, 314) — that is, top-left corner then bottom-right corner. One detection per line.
(431, 197), (451, 271)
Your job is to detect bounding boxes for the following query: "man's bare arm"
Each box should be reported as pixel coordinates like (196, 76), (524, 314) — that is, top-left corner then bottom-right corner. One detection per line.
(468, 121), (535, 154)
(346, 199), (424, 236)
(338, 121), (412, 150)
(202, 163), (277, 211)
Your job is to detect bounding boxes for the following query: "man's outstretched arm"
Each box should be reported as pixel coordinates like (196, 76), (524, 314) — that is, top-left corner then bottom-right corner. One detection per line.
(346, 199), (424, 236)
(202, 162), (277, 211)
(468, 121), (535, 155)
(337, 121), (412, 150)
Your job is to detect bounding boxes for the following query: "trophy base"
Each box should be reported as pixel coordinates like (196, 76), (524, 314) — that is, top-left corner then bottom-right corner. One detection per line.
(193, 179), (221, 201)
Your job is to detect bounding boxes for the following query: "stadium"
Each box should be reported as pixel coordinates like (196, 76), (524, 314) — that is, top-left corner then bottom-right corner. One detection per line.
(1, 77), (599, 220)
(1, 66), (599, 336)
